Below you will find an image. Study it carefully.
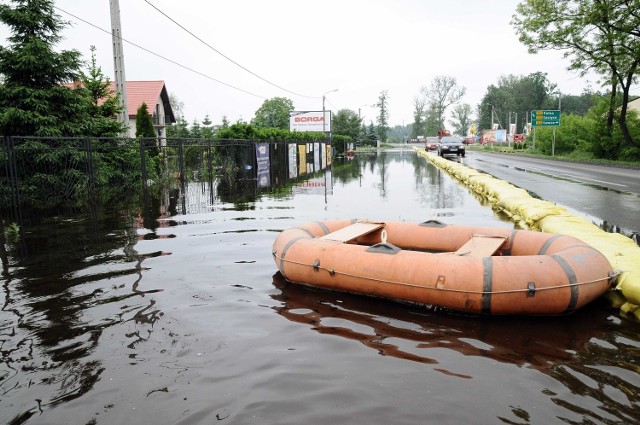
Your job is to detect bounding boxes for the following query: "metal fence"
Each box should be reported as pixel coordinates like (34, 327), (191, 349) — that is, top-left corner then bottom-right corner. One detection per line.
(1, 136), (331, 224)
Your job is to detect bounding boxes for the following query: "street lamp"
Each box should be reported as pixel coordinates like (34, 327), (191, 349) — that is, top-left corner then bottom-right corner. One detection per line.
(358, 103), (368, 119)
(322, 89), (339, 134)
(556, 90), (562, 112)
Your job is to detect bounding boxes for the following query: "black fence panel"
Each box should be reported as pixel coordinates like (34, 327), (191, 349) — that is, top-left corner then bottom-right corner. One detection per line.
(1, 137), (332, 225)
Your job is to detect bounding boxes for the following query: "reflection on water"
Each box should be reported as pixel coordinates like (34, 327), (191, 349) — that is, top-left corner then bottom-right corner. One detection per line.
(1, 148), (639, 424)
(272, 272), (640, 423)
(272, 272), (600, 367)
(0, 208), (171, 422)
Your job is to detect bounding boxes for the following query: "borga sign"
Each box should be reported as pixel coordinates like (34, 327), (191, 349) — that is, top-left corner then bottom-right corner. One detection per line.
(290, 111), (332, 132)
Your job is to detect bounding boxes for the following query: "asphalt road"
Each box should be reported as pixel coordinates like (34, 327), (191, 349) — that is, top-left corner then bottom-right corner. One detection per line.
(458, 151), (640, 238)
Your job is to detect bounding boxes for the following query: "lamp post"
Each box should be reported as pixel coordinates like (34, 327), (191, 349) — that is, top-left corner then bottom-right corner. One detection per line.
(358, 104), (368, 119)
(557, 90), (562, 112)
(322, 89), (339, 135)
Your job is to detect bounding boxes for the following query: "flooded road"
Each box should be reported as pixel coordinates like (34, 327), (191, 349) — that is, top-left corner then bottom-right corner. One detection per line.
(463, 151), (640, 238)
(1, 148), (639, 424)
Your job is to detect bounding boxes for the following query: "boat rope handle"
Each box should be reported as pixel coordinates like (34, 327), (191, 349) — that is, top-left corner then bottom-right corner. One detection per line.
(381, 229), (387, 244)
(273, 254), (620, 295)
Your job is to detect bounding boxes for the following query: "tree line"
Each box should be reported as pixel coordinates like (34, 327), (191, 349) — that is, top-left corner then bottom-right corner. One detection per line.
(1, 0), (638, 159)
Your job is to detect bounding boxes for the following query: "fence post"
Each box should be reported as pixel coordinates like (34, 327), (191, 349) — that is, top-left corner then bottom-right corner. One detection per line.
(85, 138), (96, 195)
(177, 139), (186, 215)
(4, 136), (22, 225)
(207, 139), (214, 204)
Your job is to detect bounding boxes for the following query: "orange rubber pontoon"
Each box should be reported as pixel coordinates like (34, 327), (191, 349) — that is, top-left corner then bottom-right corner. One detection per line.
(272, 219), (616, 315)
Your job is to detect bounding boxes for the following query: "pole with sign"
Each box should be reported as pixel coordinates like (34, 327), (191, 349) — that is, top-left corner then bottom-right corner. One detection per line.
(531, 110), (561, 155)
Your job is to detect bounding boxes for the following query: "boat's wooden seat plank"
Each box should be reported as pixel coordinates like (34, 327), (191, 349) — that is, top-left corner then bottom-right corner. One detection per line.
(455, 236), (506, 257)
(319, 222), (384, 243)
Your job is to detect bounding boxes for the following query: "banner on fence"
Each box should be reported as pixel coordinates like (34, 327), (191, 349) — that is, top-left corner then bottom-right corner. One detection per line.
(288, 143), (297, 179)
(256, 143), (270, 188)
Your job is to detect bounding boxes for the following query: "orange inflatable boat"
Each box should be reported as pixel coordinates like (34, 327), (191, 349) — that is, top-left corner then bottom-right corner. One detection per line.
(272, 219), (616, 315)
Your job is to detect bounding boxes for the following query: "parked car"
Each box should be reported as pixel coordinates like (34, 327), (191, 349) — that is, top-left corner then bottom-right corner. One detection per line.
(437, 136), (466, 158)
(424, 136), (439, 151)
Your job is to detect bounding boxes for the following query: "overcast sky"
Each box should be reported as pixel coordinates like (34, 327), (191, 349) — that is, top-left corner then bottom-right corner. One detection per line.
(2, 0), (605, 127)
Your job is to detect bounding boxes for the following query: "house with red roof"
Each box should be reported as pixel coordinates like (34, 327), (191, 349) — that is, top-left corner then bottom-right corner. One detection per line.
(111, 80), (176, 138)
(65, 80), (176, 138)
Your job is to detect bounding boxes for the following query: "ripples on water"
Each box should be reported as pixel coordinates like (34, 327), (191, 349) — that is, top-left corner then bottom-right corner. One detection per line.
(1, 150), (639, 424)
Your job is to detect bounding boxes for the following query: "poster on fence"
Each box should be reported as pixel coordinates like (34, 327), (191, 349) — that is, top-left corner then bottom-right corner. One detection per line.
(298, 144), (307, 175)
(256, 143), (270, 188)
(288, 143), (297, 179)
(314, 143), (320, 171)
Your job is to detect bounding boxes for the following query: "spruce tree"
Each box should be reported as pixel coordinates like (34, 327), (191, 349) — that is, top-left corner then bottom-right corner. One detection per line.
(0, 0), (86, 137)
(135, 103), (156, 138)
(78, 46), (128, 137)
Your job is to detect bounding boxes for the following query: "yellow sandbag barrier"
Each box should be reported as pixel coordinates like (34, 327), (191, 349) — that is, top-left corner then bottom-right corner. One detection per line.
(414, 147), (640, 319)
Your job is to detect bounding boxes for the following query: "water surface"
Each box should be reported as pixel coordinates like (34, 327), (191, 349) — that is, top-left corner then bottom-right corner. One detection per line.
(1, 149), (638, 424)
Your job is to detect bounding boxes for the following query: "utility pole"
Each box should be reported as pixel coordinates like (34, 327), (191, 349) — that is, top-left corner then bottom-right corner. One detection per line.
(110, 0), (128, 137)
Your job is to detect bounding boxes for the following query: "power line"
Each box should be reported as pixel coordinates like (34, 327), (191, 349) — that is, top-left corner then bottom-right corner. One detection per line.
(54, 6), (267, 100)
(143, 0), (318, 99)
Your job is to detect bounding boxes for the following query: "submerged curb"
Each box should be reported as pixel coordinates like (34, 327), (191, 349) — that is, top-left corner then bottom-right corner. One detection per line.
(415, 147), (640, 319)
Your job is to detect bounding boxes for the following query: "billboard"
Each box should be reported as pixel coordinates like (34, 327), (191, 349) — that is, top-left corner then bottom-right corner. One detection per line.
(481, 129), (507, 143)
(290, 111), (332, 132)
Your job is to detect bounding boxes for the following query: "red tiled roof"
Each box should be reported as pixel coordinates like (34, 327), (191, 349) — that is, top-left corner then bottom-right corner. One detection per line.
(109, 80), (166, 118)
(63, 80), (175, 122)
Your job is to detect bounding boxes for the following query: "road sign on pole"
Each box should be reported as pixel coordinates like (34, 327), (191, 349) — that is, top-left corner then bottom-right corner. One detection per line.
(531, 110), (560, 126)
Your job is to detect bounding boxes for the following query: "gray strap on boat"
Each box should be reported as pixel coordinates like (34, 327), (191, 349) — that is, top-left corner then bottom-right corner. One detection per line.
(366, 242), (401, 255)
(527, 282), (536, 297)
(419, 219), (446, 227)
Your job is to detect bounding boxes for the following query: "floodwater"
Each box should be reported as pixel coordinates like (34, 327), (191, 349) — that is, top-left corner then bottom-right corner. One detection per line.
(1, 148), (639, 424)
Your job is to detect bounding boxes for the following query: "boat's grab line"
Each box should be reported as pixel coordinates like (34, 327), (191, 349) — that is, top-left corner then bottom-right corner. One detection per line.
(272, 253), (620, 296)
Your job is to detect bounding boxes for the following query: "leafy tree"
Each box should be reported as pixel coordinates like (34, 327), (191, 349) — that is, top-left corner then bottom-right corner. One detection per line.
(251, 97), (294, 129)
(136, 103), (156, 138)
(387, 124), (412, 143)
(332, 109), (362, 139)
(478, 73), (554, 131)
(512, 0), (640, 147)
(215, 122), (324, 142)
(542, 89), (604, 116)
(221, 115), (230, 129)
(425, 102), (441, 136)
(0, 0), (86, 137)
(450, 103), (473, 136)
(169, 93), (184, 122)
(420, 76), (466, 130)
(411, 95), (427, 138)
(77, 46), (127, 137)
(375, 90), (389, 143)
(586, 97), (640, 160)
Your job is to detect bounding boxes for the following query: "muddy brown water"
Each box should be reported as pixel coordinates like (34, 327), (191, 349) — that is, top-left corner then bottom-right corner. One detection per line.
(1, 149), (639, 424)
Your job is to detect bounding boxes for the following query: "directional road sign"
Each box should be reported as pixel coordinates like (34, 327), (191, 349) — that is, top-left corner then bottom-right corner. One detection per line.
(531, 110), (560, 126)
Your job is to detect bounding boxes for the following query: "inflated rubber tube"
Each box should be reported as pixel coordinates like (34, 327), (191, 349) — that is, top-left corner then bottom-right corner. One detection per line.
(272, 220), (615, 316)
